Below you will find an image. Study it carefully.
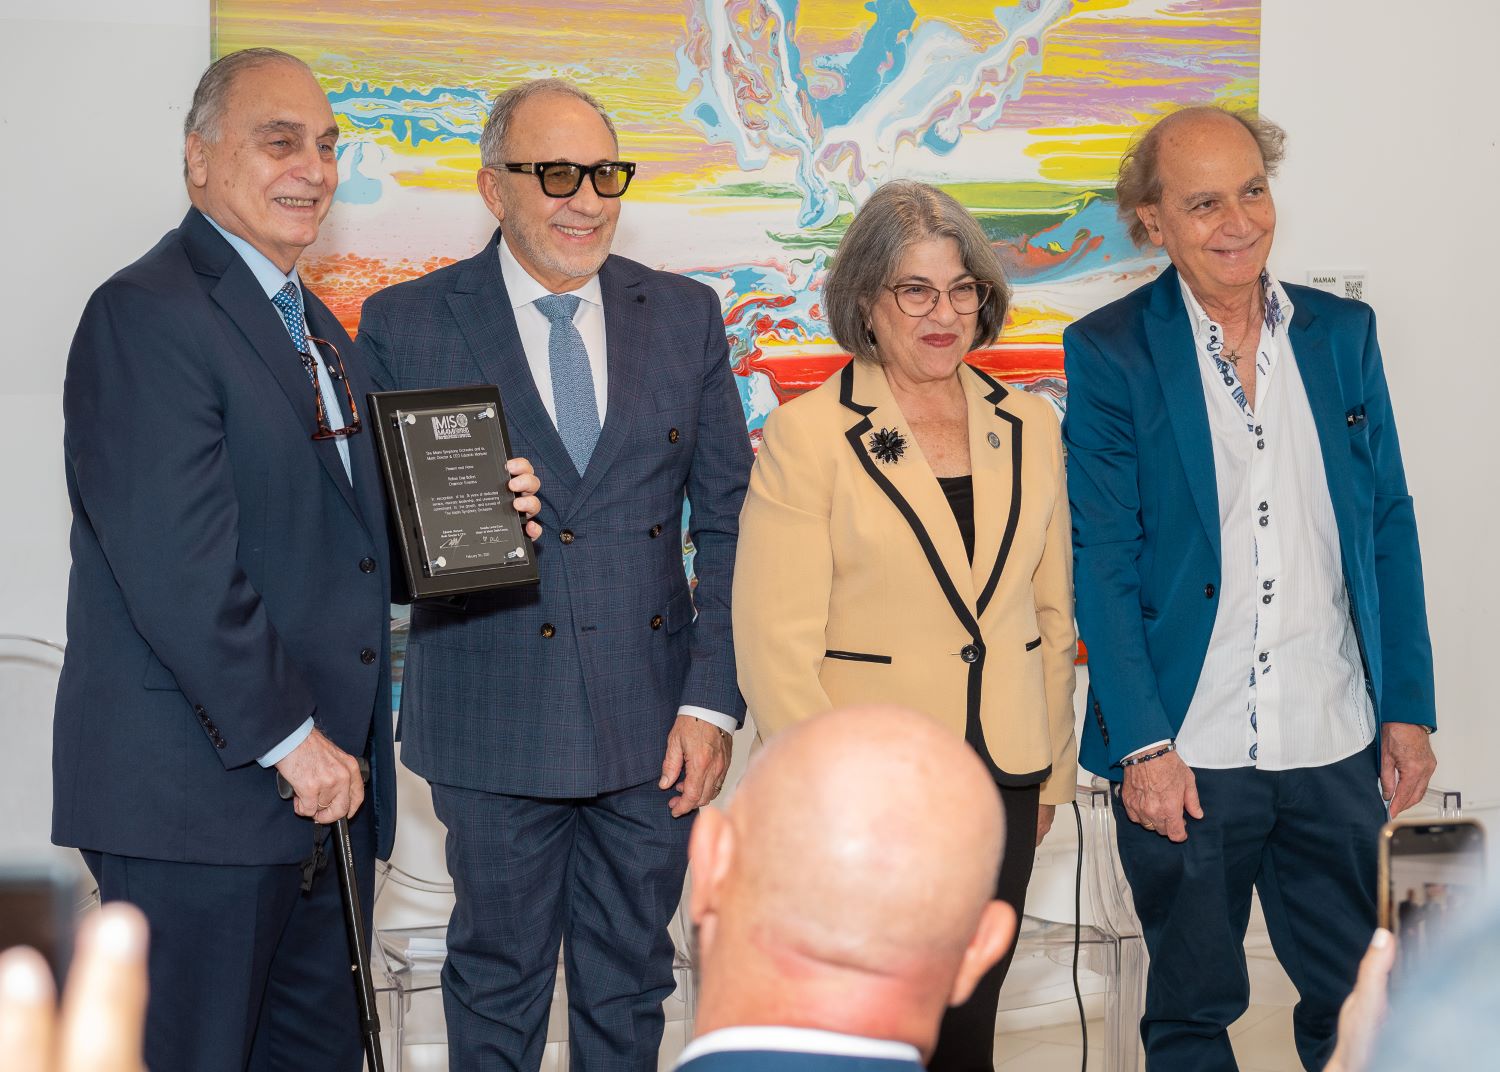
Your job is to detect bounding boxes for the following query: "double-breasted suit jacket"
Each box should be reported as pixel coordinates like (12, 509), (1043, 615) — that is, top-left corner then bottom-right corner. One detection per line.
(358, 232), (752, 798)
(734, 358), (1078, 803)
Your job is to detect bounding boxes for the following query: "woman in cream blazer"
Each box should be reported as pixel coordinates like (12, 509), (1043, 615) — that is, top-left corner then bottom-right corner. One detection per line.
(733, 181), (1077, 1070)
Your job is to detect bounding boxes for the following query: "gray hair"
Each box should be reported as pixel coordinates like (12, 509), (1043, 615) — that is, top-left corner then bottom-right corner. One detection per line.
(478, 78), (617, 168)
(823, 181), (1012, 365)
(184, 48), (311, 145)
(1116, 105), (1287, 248)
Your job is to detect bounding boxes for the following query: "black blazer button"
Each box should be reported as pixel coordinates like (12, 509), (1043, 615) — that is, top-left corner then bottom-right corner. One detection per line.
(359, 557), (377, 573)
(667, 428), (680, 444)
(540, 623), (556, 639)
(650, 614), (664, 630)
(360, 647), (377, 664)
(1204, 583), (1216, 599)
(960, 644), (980, 664)
(214, 737), (227, 750)
(649, 524), (663, 538)
(195, 704), (206, 715)
(559, 529), (575, 545)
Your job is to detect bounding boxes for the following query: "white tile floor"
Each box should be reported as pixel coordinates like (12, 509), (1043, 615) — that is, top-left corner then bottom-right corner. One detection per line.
(996, 1004), (1301, 1071)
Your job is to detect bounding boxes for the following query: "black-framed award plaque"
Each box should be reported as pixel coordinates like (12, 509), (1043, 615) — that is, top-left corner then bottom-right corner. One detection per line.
(369, 386), (539, 598)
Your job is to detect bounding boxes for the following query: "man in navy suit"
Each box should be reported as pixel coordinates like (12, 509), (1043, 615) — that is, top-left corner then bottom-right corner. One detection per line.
(1063, 107), (1438, 1070)
(51, 49), (540, 1071)
(358, 78), (752, 1069)
(679, 705), (1017, 1072)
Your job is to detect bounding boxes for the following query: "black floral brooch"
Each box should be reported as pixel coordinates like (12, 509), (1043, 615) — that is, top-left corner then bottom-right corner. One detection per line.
(868, 426), (907, 465)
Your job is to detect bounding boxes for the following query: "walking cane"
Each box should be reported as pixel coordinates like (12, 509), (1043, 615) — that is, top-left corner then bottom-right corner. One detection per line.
(277, 757), (386, 1071)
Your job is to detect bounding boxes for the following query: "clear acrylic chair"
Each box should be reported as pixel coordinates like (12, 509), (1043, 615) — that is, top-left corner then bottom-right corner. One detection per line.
(372, 857), (698, 1071)
(1001, 779), (1147, 1072)
(0, 633), (97, 909)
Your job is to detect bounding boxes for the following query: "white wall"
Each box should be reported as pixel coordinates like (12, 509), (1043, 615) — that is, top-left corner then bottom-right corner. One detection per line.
(1259, 0), (1500, 806)
(2, 0), (1496, 809)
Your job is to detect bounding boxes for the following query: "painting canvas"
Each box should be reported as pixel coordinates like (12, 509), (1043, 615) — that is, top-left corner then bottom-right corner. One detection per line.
(212, 0), (1260, 429)
(212, 0), (1259, 690)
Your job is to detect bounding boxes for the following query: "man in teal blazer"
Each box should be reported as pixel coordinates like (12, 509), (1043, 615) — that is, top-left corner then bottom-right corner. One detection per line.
(1064, 107), (1437, 1070)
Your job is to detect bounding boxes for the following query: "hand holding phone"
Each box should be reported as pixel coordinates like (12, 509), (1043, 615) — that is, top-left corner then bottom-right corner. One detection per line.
(1378, 817), (1487, 985)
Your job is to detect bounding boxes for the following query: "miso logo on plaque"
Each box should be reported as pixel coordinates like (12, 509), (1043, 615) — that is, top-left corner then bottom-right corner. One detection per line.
(431, 412), (471, 440)
(369, 387), (539, 598)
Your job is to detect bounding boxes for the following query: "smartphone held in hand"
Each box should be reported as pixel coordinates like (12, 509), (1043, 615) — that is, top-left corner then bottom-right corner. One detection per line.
(1378, 817), (1486, 985)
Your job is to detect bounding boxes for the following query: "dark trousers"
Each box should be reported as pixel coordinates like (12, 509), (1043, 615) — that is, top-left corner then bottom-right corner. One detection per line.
(430, 777), (694, 1072)
(1113, 745), (1386, 1071)
(929, 783), (1041, 1072)
(81, 804), (375, 1072)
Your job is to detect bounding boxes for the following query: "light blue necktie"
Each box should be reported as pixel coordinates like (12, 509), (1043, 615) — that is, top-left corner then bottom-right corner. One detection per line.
(270, 281), (317, 385)
(535, 293), (601, 475)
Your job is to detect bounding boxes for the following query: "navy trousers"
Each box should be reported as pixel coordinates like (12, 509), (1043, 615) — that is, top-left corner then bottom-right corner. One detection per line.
(82, 804), (375, 1072)
(1113, 744), (1385, 1071)
(431, 777), (694, 1072)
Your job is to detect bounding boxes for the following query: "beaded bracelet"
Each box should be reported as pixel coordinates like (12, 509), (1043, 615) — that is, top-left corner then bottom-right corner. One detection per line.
(1120, 742), (1176, 767)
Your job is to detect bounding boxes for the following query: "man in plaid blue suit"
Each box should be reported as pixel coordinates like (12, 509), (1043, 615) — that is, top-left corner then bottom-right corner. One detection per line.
(359, 78), (751, 1069)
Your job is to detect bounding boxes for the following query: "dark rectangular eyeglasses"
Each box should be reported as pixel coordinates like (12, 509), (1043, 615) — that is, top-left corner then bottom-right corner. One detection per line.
(498, 160), (636, 198)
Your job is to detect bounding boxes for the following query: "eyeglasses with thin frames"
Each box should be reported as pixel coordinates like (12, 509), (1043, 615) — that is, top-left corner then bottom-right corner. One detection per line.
(884, 280), (993, 318)
(496, 160), (637, 199)
(301, 336), (362, 440)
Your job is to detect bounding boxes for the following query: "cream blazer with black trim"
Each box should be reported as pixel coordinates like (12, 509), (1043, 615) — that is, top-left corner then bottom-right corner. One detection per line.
(734, 358), (1078, 804)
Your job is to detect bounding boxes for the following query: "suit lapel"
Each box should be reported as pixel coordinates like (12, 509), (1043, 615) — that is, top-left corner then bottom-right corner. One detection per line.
(1287, 305), (1357, 544)
(1144, 266), (1222, 562)
(444, 239), (579, 506)
(839, 360), (979, 619)
(964, 366), (1023, 617)
(571, 257), (650, 508)
(183, 211), (362, 519)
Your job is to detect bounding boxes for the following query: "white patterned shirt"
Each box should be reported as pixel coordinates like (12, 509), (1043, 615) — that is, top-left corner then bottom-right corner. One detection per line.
(1174, 273), (1375, 770)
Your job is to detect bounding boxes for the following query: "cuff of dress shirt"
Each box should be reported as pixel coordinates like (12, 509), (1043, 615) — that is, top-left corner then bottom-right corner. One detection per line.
(258, 717), (315, 768)
(679, 706), (738, 735)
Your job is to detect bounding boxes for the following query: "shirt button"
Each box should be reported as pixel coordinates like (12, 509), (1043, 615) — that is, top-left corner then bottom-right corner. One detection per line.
(1204, 583), (1216, 599)
(1254, 426), (1263, 435)
(559, 529), (575, 544)
(1258, 501), (1268, 512)
(360, 647), (377, 664)
(1259, 652), (1269, 662)
(667, 428), (680, 444)
(650, 614), (664, 630)
(359, 557), (377, 573)
(649, 524), (663, 538)
(1263, 580), (1273, 590)
(1257, 439), (1265, 450)
(1258, 515), (1269, 527)
(1262, 594), (1273, 605)
(959, 644), (980, 664)
(540, 623), (556, 639)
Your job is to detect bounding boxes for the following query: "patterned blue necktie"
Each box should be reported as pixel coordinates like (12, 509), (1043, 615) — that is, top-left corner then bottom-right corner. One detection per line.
(534, 293), (601, 475)
(270, 281), (318, 385)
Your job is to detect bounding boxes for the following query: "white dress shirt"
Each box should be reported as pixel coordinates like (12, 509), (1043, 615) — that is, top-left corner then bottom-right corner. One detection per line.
(677, 1026), (920, 1068)
(497, 239), (737, 736)
(1174, 272), (1374, 770)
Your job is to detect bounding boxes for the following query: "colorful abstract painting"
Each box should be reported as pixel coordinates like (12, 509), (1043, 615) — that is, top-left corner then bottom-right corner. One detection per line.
(212, 0), (1260, 443)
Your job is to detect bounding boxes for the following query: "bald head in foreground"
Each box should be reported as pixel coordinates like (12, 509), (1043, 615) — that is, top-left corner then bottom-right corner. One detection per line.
(679, 706), (1018, 1072)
